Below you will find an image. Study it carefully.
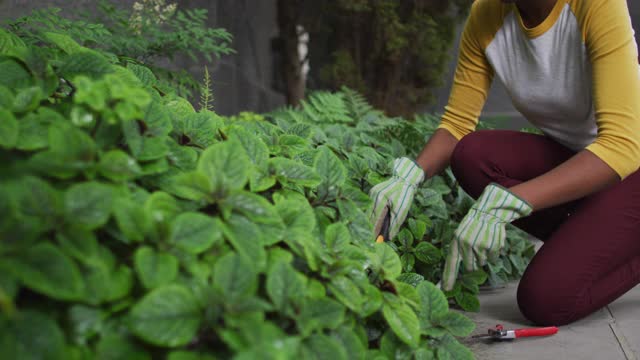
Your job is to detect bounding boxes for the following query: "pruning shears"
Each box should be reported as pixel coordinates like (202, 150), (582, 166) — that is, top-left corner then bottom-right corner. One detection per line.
(375, 211), (392, 243)
(472, 324), (558, 341)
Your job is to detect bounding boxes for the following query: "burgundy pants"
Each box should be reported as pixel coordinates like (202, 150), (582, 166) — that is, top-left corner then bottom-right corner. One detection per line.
(450, 130), (640, 326)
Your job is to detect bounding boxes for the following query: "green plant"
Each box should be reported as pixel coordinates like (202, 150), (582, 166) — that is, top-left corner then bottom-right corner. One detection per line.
(0, 24), (487, 359)
(199, 65), (214, 112)
(4, 0), (233, 100)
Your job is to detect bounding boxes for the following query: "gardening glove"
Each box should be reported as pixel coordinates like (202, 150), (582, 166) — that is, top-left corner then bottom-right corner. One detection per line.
(369, 157), (425, 241)
(441, 183), (533, 291)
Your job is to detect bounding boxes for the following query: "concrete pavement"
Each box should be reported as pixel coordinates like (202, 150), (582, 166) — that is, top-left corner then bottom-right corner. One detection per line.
(457, 282), (639, 360)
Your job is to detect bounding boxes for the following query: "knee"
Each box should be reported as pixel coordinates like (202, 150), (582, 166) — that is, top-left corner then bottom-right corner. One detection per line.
(517, 278), (580, 326)
(450, 131), (492, 198)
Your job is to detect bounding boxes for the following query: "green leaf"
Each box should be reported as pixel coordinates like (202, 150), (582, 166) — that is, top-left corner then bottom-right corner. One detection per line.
(168, 212), (223, 254)
(275, 194), (321, 270)
(315, 145), (347, 188)
(0, 58), (32, 90)
(128, 63), (157, 87)
(96, 333), (151, 360)
(436, 334), (474, 360)
(331, 326), (366, 360)
(198, 139), (250, 192)
(249, 167), (276, 193)
(266, 261), (305, 311)
(336, 198), (372, 245)
(0, 109), (18, 149)
(16, 112), (50, 151)
(397, 273), (424, 287)
(401, 253), (415, 272)
(134, 246), (179, 289)
(98, 150), (142, 181)
(302, 334), (348, 360)
(13, 86), (43, 113)
(143, 100), (172, 136)
(0, 243), (85, 300)
(456, 291), (480, 312)
(0, 28), (27, 58)
(213, 252), (258, 303)
(297, 297), (345, 336)
(416, 281), (448, 327)
(84, 262), (133, 304)
(174, 112), (222, 148)
(167, 351), (216, 360)
(56, 227), (100, 266)
(0, 311), (67, 360)
(379, 330), (413, 360)
(122, 118), (143, 156)
(414, 348), (436, 360)
(414, 242), (441, 265)
(112, 198), (151, 243)
(325, 222), (351, 253)
(169, 171), (212, 201)
(328, 276), (364, 312)
(461, 276), (479, 294)
(221, 214), (268, 273)
(166, 139), (197, 170)
(60, 50), (113, 79)
(269, 157), (322, 187)
(374, 243), (402, 279)
(434, 311), (475, 337)
(9, 175), (62, 234)
(462, 270), (488, 285)
(44, 32), (83, 54)
(397, 229), (414, 251)
(129, 284), (202, 347)
(64, 182), (113, 230)
(138, 136), (169, 161)
(69, 305), (105, 345)
(382, 293), (421, 348)
(509, 253), (526, 274)
(229, 127), (269, 168)
(220, 191), (281, 225)
(408, 219), (427, 241)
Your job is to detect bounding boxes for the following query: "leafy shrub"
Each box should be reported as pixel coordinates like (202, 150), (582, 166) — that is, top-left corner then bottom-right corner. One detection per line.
(4, 0), (234, 100)
(0, 21), (536, 359)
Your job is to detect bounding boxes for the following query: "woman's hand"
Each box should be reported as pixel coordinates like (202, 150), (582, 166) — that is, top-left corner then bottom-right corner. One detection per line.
(369, 157), (425, 240)
(441, 183), (533, 291)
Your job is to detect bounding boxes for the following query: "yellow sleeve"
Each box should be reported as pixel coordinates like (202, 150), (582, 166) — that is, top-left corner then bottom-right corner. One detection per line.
(579, 0), (640, 180)
(437, 0), (503, 140)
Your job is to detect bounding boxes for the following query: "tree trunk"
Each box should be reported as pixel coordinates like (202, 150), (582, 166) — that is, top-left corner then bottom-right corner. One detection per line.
(277, 0), (305, 107)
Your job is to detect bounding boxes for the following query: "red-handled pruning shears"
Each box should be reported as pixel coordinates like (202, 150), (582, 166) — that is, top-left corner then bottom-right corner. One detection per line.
(472, 324), (558, 340)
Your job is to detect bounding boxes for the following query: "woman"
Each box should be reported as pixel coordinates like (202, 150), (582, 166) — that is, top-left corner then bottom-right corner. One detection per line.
(370, 0), (640, 326)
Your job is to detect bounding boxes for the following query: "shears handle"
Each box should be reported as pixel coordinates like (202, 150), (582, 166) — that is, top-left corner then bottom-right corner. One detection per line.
(514, 326), (558, 338)
(375, 212), (392, 243)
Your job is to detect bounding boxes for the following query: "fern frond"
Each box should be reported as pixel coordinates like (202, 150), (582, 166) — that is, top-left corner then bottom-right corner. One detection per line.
(340, 86), (376, 121)
(198, 65), (214, 111)
(301, 91), (351, 124)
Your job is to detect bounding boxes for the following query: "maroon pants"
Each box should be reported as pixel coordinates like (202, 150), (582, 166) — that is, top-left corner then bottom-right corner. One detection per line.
(450, 130), (640, 326)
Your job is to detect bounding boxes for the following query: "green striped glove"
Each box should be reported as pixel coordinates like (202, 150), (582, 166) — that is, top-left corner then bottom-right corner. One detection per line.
(441, 183), (533, 291)
(369, 157), (425, 240)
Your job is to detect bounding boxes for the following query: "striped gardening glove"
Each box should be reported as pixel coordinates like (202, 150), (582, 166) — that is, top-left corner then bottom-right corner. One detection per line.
(441, 183), (533, 291)
(369, 157), (425, 241)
